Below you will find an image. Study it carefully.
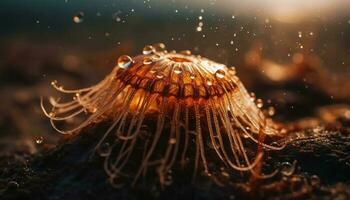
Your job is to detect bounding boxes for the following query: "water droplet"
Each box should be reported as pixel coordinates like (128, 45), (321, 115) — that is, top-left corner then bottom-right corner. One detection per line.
(35, 136), (44, 144)
(206, 80), (213, 86)
(91, 107), (97, 113)
(221, 171), (230, 177)
(97, 142), (111, 157)
(151, 54), (162, 61)
(250, 93), (256, 102)
(164, 171), (173, 186)
(117, 55), (133, 69)
(115, 17), (121, 22)
(73, 12), (84, 23)
(228, 67), (236, 75)
(143, 57), (153, 65)
(267, 106), (275, 116)
(215, 69), (226, 79)
(153, 43), (166, 52)
(310, 175), (320, 187)
(256, 99), (263, 108)
(51, 80), (58, 86)
(280, 162), (294, 176)
(169, 138), (176, 144)
(156, 73), (164, 79)
(279, 128), (287, 134)
(173, 66), (183, 74)
(180, 50), (191, 55)
(7, 181), (19, 189)
(298, 31), (302, 38)
(190, 73), (196, 79)
(142, 45), (155, 55)
(271, 142), (278, 147)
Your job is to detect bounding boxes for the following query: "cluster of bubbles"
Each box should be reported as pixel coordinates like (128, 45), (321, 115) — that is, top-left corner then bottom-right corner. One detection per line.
(276, 160), (321, 189)
(116, 44), (236, 85)
(196, 15), (204, 32)
(249, 92), (277, 117)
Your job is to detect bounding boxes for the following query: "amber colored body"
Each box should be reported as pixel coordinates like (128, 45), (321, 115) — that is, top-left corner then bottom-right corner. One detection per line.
(42, 45), (283, 186)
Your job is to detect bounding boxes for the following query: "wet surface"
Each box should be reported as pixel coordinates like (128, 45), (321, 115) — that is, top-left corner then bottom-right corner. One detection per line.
(1, 118), (350, 200)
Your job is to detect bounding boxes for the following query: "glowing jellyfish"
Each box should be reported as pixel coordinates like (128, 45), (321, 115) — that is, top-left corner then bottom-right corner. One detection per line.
(41, 44), (284, 186)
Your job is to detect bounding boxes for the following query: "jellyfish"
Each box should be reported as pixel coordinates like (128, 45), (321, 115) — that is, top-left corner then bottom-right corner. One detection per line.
(41, 43), (284, 186)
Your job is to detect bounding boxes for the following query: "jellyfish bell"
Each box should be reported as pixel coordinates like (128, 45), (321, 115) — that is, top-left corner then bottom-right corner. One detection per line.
(41, 44), (284, 186)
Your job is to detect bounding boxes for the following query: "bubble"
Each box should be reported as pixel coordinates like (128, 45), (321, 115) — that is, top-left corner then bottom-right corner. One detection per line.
(256, 99), (263, 108)
(151, 54), (162, 61)
(169, 138), (176, 144)
(112, 11), (122, 22)
(310, 175), (320, 187)
(206, 80), (213, 86)
(73, 12), (84, 23)
(173, 66), (183, 74)
(115, 17), (121, 22)
(279, 128), (287, 134)
(142, 45), (155, 55)
(228, 67), (236, 75)
(298, 31), (302, 38)
(250, 92), (256, 102)
(190, 73), (196, 79)
(143, 57), (153, 65)
(153, 43), (166, 52)
(215, 69), (226, 79)
(267, 106), (275, 116)
(7, 181), (19, 189)
(164, 171), (173, 186)
(180, 50), (191, 55)
(97, 142), (111, 157)
(280, 161), (294, 176)
(221, 171), (230, 177)
(156, 73), (164, 79)
(35, 136), (44, 144)
(196, 26), (202, 32)
(51, 80), (58, 86)
(117, 55), (133, 69)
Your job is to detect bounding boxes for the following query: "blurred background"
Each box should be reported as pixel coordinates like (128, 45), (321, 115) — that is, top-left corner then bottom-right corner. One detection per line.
(1, 0), (350, 155)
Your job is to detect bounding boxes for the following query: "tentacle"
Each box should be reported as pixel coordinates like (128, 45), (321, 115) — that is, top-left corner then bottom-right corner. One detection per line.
(132, 95), (167, 185)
